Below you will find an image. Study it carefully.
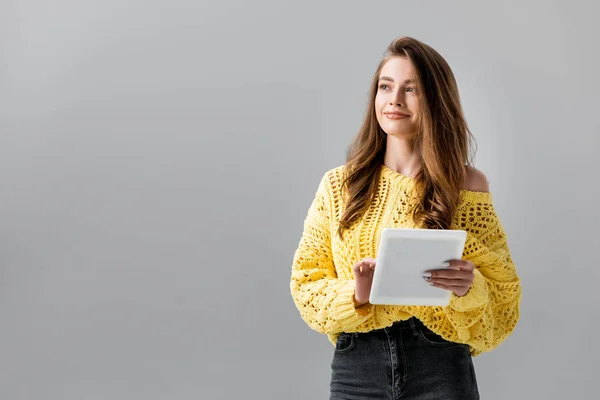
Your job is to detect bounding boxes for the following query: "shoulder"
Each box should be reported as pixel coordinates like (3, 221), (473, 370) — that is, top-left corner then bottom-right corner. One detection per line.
(461, 166), (490, 193)
(321, 165), (346, 188)
(326, 164), (346, 178)
(313, 165), (346, 198)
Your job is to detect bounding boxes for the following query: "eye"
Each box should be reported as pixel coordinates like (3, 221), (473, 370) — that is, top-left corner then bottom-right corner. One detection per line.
(406, 87), (416, 92)
(379, 84), (390, 90)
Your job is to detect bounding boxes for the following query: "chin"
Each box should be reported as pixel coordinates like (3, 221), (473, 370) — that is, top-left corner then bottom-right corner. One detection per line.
(382, 127), (415, 138)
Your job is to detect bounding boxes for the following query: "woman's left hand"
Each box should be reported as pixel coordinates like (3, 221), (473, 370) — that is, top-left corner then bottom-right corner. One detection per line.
(423, 259), (475, 297)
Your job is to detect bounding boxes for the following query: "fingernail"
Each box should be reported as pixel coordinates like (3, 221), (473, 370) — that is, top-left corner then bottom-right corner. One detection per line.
(442, 261), (450, 268)
(423, 276), (431, 281)
(422, 272), (432, 277)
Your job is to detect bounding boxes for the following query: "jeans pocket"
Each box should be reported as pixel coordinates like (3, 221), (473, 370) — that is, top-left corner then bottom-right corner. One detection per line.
(417, 325), (462, 347)
(334, 332), (356, 353)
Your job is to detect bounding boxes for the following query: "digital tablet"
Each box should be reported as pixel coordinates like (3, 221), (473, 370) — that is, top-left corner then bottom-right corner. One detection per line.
(369, 228), (467, 306)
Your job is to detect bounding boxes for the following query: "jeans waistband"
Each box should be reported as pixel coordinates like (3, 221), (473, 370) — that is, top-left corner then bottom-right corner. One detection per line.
(354, 316), (424, 337)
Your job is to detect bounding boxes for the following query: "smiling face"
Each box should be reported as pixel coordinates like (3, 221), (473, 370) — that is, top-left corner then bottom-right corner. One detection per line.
(375, 56), (420, 138)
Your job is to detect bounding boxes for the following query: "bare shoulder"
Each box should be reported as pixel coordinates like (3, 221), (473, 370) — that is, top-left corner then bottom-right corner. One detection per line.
(462, 166), (490, 192)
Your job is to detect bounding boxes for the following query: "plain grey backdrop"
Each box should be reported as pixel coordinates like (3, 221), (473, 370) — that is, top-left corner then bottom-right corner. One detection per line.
(1, 0), (598, 399)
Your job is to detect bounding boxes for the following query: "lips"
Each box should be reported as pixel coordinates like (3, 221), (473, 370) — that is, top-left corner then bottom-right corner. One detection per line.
(383, 111), (410, 120)
(384, 111), (410, 117)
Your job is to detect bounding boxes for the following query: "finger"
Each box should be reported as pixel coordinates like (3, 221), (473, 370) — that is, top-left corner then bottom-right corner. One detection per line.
(360, 263), (368, 275)
(428, 280), (468, 291)
(363, 259), (375, 272)
(428, 260), (470, 272)
(429, 281), (470, 296)
(423, 269), (473, 280)
(426, 261), (460, 270)
(429, 277), (471, 287)
(362, 259), (376, 271)
(428, 281), (453, 291)
(448, 259), (475, 271)
(354, 258), (376, 276)
(432, 261), (457, 270)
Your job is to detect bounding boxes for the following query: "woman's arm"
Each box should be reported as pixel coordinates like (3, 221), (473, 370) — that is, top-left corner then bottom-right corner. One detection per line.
(443, 217), (522, 354)
(428, 177), (522, 355)
(289, 172), (376, 335)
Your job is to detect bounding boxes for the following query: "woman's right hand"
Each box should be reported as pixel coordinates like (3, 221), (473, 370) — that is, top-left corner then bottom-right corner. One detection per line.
(352, 258), (377, 307)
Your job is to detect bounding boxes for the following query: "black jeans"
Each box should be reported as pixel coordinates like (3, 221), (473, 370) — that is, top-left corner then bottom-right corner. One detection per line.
(330, 317), (479, 400)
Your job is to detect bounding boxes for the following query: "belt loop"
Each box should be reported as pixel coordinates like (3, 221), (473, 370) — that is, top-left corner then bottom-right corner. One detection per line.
(408, 317), (420, 337)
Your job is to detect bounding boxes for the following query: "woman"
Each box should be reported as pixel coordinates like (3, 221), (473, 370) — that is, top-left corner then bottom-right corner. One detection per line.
(290, 36), (522, 399)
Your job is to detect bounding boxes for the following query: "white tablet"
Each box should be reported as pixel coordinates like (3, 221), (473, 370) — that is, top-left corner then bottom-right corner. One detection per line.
(369, 228), (467, 306)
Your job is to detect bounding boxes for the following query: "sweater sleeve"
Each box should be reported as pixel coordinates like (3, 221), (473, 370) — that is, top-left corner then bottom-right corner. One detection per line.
(441, 194), (522, 354)
(290, 172), (375, 335)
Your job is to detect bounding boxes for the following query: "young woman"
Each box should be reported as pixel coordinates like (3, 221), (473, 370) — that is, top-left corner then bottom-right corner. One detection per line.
(290, 36), (522, 399)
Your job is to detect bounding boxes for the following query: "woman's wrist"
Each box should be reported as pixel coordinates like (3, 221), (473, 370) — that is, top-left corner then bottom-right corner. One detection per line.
(353, 293), (369, 308)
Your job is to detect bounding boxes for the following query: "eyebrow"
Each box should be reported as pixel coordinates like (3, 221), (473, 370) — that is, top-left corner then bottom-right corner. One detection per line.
(378, 76), (415, 84)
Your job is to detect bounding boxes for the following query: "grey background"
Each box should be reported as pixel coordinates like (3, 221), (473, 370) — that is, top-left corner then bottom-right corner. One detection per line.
(1, 0), (598, 399)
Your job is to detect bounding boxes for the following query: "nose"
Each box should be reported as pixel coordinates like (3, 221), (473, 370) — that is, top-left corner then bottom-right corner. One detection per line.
(389, 90), (404, 107)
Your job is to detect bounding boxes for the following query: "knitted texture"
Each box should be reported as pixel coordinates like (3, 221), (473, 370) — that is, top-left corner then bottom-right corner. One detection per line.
(290, 165), (522, 357)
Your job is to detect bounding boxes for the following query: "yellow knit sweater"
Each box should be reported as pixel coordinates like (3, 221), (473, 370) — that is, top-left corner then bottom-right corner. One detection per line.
(290, 164), (522, 357)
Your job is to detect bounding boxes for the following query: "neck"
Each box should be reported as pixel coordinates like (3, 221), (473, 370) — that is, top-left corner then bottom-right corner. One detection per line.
(383, 135), (421, 178)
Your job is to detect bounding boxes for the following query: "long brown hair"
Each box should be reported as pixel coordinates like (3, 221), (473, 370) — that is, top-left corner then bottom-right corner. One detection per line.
(337, 36), (476, 239)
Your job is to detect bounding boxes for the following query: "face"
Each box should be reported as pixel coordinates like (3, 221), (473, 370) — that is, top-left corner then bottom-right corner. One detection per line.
(375, 56), (420, 137)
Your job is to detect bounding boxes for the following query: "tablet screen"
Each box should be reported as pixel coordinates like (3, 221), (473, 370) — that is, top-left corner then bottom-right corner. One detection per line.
(369, 228), (467, 306)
